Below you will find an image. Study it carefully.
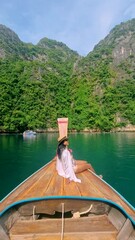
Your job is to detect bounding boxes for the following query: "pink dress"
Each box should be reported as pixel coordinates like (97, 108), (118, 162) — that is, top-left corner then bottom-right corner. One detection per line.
(56, 148), (81, 183)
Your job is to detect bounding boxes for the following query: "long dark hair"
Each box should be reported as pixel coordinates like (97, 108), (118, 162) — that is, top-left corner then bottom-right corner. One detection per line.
(57, 142), (66, 160)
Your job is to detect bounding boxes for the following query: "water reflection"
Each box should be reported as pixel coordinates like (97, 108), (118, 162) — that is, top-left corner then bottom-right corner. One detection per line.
(23, 134), (37, 141)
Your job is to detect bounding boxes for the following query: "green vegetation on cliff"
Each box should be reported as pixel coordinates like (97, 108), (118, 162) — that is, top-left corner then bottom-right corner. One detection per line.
(0, 20), (135, 132)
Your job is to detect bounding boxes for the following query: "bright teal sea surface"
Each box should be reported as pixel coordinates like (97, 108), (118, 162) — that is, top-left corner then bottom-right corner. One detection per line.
(0, 133), (135, 207)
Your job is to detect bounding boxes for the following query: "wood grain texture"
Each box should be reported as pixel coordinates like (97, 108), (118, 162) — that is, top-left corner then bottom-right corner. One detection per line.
(10, 215), (117, 240)
(10, 233), (117, 240)
(0, 160), (135, 221)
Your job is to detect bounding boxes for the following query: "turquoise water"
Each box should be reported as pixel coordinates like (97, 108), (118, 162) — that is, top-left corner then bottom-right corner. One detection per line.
(0, 132), (135, 207)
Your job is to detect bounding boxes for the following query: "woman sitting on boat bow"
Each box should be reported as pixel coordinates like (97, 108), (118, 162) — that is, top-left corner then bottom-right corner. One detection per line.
(56, 136), (91, 183)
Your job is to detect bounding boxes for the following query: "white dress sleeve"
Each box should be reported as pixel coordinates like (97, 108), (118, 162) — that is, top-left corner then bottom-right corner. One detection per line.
(56, 149), (81, 183)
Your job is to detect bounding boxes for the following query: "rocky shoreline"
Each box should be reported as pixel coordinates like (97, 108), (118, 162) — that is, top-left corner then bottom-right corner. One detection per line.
(1, 124), (135, 134)
(39, 124), (135, 133)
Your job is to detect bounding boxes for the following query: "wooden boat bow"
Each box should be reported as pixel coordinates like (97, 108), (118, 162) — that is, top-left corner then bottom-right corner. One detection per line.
(0, 160), (135, 240)
(0, 160), (134, 220)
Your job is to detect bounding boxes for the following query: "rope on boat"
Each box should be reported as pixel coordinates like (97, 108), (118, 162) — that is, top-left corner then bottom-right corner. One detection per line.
(73, 204), (93, 218)
(33, 206), (36, 220)
(61, 203), (65, 240)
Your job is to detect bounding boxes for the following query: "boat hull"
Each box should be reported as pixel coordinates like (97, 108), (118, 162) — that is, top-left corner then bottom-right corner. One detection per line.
(0, 160), (135, 239)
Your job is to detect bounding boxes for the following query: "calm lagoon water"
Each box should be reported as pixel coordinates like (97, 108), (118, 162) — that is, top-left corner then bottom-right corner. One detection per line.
(0, 132), (135, 207)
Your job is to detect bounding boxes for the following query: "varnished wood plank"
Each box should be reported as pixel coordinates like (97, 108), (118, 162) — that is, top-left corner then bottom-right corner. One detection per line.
(10, 232), (117, 240)
(117, 219), (134, 240)
(10, 215), (117, 240)
(44, 171), (62, 196)
(129, 230), (135, 240)
(20, 162), (56, 198)
(53, 174), (64, 195)
(85, 170), (119, 200)
(76, 171), (105, 198)
(0, 224), (9, 240)
(0, 162), (53, 212)
(85, 170), (135, 217)
(108, 207), (126, 230)
(63, 179), (81, 196)
(10, 215), (117, 235)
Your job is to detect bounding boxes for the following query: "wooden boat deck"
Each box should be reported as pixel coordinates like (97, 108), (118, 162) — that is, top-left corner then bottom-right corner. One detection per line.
(10, 215), (118, 240)
(0, 160), (135, 220)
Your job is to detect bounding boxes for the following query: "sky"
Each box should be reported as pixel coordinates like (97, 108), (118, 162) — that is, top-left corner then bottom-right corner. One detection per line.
(0, 0), (135, 56)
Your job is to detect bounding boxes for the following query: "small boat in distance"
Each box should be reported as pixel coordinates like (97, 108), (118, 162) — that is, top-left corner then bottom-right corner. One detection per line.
(23, 130), (36, 138)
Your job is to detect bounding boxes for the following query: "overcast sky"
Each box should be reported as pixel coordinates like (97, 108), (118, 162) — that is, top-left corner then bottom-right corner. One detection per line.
(0, 0), (135, 56)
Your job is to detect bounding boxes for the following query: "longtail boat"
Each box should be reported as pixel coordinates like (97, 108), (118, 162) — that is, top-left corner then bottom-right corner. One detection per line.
(0, 118), (135, 240)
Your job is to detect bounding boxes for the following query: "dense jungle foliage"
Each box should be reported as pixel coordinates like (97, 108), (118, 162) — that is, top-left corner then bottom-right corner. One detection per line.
(0, 19), (135, 132)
